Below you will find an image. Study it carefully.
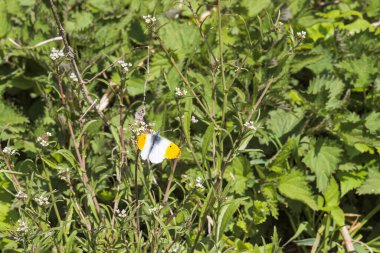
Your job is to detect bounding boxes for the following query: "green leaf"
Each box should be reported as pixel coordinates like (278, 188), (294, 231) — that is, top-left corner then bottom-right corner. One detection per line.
(0, 1), (9, 38)
(202, 124), (214, 157)
(303, 138), (343, 192)
(66, 12), (94, 32)
(357, 167), (380, 195)
(365, 112), (380, 134)
(241, 0), (271, 17)
(322, 177), (340, 209)
(331, 206), (345, 226)
(54, 149), (77, 169)
(307, 75), (344, 111)
(338, 170), (367, 196)
(216, 197), (246, 241)
(267, 137), (297, 173)
(278, 169), (318, 210)
(267, 109), (304, 138)
(158, 22), (200, 59)
(283, 222), (308, 246)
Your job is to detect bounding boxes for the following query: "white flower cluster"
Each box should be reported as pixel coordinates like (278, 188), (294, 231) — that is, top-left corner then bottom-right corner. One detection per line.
(130, 120), (155, 136)
(191, 115), (199, 123)
(115, 208), (127, 218)
(148, 205), (162, 213)
(69, 72), (78, 82)
(58, 168), (70, 181)
(296, 31), (307, 40)
(36, 132), (52, 147)
(244, 121), (257, 131)
(15, 191), (27, 200)
(35, 195), (49, 206)
(142, 15), (156, 24)
(16, 220), (28, 233)
(2, 146), (16, 155)
(50, 47), (64, 61)
(195, 177), (204, 188)
(175, 87), (187, 97)
(117, 60), (132, 72)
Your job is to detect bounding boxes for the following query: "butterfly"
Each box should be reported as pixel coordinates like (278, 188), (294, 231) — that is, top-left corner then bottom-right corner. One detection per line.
(137, 132), (181, 164)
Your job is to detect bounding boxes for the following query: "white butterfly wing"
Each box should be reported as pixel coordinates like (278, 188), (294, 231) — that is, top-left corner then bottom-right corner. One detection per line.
(140, 134), (153, 160)
(148, 136), (171, 164)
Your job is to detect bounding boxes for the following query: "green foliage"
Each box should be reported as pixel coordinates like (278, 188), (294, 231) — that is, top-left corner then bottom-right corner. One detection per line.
(1, 0), (380, 252)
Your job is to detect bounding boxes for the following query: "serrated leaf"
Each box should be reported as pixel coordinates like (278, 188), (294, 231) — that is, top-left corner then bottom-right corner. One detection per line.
(241, 0), (271, 17)
(66, 12), (94, 32)
(357, 167), (380, 195)
(267, 109), (304, 138)
(278, 169), (318, 210)
(303, 138), (343, 192)
(338, 170), (367, 196)
(307, 75), (344, 111)
(365, 112), (380, 134)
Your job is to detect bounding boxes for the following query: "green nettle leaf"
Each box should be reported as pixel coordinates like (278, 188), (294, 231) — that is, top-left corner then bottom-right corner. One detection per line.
(252, 200), (270, 224)
(303, 138), (343, 192)
(267, 109), (304, 138)
(336, 54), (377, 91)
(241, 0), (271, 17)
(307, 75), (344, 111)
(278, 169), (318, 210)
(225, 156), (254, 195)
(0, 102), (29, 140)
(158, 22), (200, 59)
(321, 177), (340, 209)
(338, 170), (367, 196)
(66, 12), (94, 32)
(364, 112), (380, 134)
(357, 167), (380, 195)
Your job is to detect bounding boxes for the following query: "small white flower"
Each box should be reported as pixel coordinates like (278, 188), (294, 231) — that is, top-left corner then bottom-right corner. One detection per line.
(15, 191), (27, 200)
(148, 205), (162, 213)
(195, 177), (204, 188)
(117, 60), (132, 72)
(143, 14), (157, 24)
(35, 195), (50, 206)
(58, 168), (70, 181)
(296, 31), (307, 40)
(2, 146), (16, 155)
(16, 219), (28, 233)
(191, 115), (199, 123)
(69, 72), (78, 82)
(244, 121), (257, 131)
(50, 47), (64, 61)
(175, 87), (187, 97)
(37, 132), (52, 147)
(129, 120), (155, 135)
(116, 208), (127, 218)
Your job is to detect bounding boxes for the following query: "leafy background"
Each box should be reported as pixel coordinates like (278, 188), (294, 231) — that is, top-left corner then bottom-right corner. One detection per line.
(0, 0), (380, 252)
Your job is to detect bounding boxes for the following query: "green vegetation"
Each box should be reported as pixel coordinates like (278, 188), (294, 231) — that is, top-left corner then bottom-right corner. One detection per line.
(1, 0), (380, 252)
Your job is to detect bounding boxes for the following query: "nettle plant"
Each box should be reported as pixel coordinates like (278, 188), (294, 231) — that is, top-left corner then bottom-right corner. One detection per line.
(1, 0), (380, 252)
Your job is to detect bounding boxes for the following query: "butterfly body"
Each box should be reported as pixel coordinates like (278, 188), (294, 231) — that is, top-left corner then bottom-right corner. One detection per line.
(137, 132), (180, 164)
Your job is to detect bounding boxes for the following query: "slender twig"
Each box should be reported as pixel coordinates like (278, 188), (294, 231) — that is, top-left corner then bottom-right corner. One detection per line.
(8, 36), (63, 49)
(57, 77), (103, 223)
(163, 159), (178, 203)
(0, 149), (22, 191)
(48, 0), (109, 126)
(340, 225), (355, 252)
